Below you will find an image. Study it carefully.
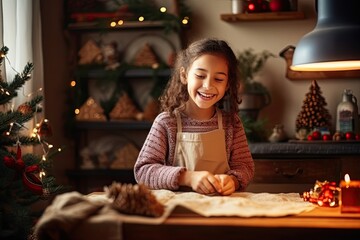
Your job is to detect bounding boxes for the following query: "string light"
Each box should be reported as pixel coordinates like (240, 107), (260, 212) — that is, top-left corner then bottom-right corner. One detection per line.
(118, 20), (124, 25)
(110, 21), (117, 27)
(75, 109), (80, 115)
(39, 171), (46, 179)
(70, 81), (76, 87)
(160, 7), (167, 13)
(182, 17), (189, 25)
(138, 16), (144, 22)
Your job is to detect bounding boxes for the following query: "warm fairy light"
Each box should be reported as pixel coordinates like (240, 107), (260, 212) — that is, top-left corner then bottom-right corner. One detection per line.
(58, 148), (62, 152)
(48, 144), (53, 149)
(42, 155), (46, 161)
(138, 16), (144, 22)
(160, 7), (167, 12)
(6, 131), (10, 135)
(33, 127), (38, 134)
(75, 109), (80, 115)
(70, 81), (76, 87)
(39, 171), (46, 179)
(182, 17), (189, 25)
(118, 20), (124, 25)
(110, 21), (117, 27)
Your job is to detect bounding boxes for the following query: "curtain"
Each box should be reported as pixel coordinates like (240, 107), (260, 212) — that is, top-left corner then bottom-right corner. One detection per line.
(0, 0), (44, 124)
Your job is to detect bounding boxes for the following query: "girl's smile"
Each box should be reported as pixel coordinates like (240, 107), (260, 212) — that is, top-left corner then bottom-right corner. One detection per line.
(181, 54), (229, 120)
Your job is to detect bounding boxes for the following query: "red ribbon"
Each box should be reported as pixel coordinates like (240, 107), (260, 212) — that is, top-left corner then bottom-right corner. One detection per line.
(3, 145), (43, 195)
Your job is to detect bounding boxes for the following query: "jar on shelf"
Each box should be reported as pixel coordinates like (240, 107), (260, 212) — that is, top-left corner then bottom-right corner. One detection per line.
(336, 89), (359, 134)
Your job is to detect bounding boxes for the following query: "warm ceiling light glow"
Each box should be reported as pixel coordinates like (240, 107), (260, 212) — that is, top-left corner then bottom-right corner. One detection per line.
(290, 61), (360, 71)
(291, 0), (360, 71)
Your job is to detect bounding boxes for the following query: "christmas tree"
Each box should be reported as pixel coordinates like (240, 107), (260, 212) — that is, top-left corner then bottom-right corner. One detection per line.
(295, 80), (332, 132)
(0, 46), (64, 239)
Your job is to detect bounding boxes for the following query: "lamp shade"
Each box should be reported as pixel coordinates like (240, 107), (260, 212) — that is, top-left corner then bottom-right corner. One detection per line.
(291, 0), (360, 71)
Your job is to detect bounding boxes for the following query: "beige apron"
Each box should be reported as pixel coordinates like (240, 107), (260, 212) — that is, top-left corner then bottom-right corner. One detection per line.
(174, 109), (230, 174)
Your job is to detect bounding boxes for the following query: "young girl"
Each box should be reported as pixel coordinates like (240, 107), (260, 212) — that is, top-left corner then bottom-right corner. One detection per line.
(134, 38), (254, 196)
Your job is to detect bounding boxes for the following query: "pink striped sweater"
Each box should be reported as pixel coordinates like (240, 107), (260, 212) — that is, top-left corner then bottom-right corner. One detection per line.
(134, 110), (254, 191)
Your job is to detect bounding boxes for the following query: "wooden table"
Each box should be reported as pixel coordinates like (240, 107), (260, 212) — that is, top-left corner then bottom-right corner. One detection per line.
(122, 206), (360, 240)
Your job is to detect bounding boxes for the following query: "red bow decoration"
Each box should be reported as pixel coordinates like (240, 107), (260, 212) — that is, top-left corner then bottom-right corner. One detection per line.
(3, 144), (43, 195)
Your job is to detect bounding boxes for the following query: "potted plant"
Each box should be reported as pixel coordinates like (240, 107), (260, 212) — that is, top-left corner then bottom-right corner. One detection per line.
(237, 48), (274, 121)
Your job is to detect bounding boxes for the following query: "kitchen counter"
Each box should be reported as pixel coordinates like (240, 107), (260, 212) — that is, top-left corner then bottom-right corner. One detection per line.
(123, 206), (360, 240)
(249, 141), (360, 156)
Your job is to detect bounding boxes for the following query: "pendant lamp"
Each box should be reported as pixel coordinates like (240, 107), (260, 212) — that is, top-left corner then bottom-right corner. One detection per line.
(290, 0), (360, 71)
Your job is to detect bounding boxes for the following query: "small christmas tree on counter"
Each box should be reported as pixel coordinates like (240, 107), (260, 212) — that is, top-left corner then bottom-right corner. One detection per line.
(0, 46), (64, 239)
(295, 80), (332, 139)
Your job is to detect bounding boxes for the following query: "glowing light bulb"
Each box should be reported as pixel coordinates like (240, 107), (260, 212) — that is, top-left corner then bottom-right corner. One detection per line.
(138, 16), (144, 22)
(70, 81), (76, 87)
(118, 20), (124, 25)
(110, 21), (116, 27)
(75, 109), (80, 115)
(160, 7), (167, 13)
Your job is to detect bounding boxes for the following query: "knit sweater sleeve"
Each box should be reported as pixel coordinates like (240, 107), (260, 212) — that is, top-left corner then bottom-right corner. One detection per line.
(226, 114), (255, 191)
(134, 113), (185, 190)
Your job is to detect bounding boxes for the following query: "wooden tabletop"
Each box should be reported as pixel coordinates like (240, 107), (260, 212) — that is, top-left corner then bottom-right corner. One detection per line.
(123, 206), (360, 240)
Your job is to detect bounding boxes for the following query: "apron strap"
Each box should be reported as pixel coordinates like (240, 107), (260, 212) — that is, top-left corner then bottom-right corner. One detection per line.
(217, 108), (223, 130)
(176, 112), (183, 133)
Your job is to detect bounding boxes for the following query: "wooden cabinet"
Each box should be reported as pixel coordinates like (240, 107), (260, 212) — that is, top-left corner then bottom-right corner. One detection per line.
(247, 143), (360, 193)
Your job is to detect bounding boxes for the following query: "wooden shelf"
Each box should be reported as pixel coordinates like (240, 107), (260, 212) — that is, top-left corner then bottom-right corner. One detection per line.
(221, 11), (305, 22)
(67, 20), (166, 31)
(75, 120), (153, 130)
(74, 67), (172, 79)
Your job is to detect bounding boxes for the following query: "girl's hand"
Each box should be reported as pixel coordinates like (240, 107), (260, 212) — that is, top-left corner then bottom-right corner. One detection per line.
(214, 174), (236, 196)
(180, 171), (222, 195)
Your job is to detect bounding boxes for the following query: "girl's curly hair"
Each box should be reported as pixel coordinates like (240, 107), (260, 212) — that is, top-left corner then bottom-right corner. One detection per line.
(159, 38), (241, 116)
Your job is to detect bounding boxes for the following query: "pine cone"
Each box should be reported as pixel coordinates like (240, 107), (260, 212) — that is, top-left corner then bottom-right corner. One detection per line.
(105, 182), (164, 217)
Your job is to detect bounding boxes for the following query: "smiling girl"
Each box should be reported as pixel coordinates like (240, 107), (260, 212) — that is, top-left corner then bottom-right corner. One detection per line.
(134, 38), (254, 196)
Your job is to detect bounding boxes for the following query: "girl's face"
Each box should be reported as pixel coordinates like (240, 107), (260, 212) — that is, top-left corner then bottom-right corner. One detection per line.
(181, 54), (229, 118)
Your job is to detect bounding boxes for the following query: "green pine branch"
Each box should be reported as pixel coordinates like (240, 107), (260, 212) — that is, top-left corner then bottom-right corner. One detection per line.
(0, 62), (34, 105)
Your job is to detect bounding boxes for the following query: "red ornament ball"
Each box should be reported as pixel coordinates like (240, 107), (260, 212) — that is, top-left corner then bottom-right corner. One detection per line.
(322, 134), (332, 141)
(355, 133), (360, 141)
(17, 104), (33, 115)
(312, 131), (322, 140)
(307, 135), (313, 141)
(345, 131), (355, 140)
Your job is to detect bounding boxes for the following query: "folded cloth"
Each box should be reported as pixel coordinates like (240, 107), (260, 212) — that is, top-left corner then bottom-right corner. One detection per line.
(34, 190), (315, 240)
(34, 191), (106, 240)
(151, 190), (316, 217)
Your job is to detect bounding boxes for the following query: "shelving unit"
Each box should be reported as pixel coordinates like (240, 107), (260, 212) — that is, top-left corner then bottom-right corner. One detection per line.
(64, 1), (186, 194)
(221, 11), (305, 22)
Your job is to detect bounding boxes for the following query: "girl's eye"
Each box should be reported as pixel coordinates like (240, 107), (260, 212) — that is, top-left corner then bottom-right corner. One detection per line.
(195, 74), (205, 79)
(215, 78), (225, 82)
